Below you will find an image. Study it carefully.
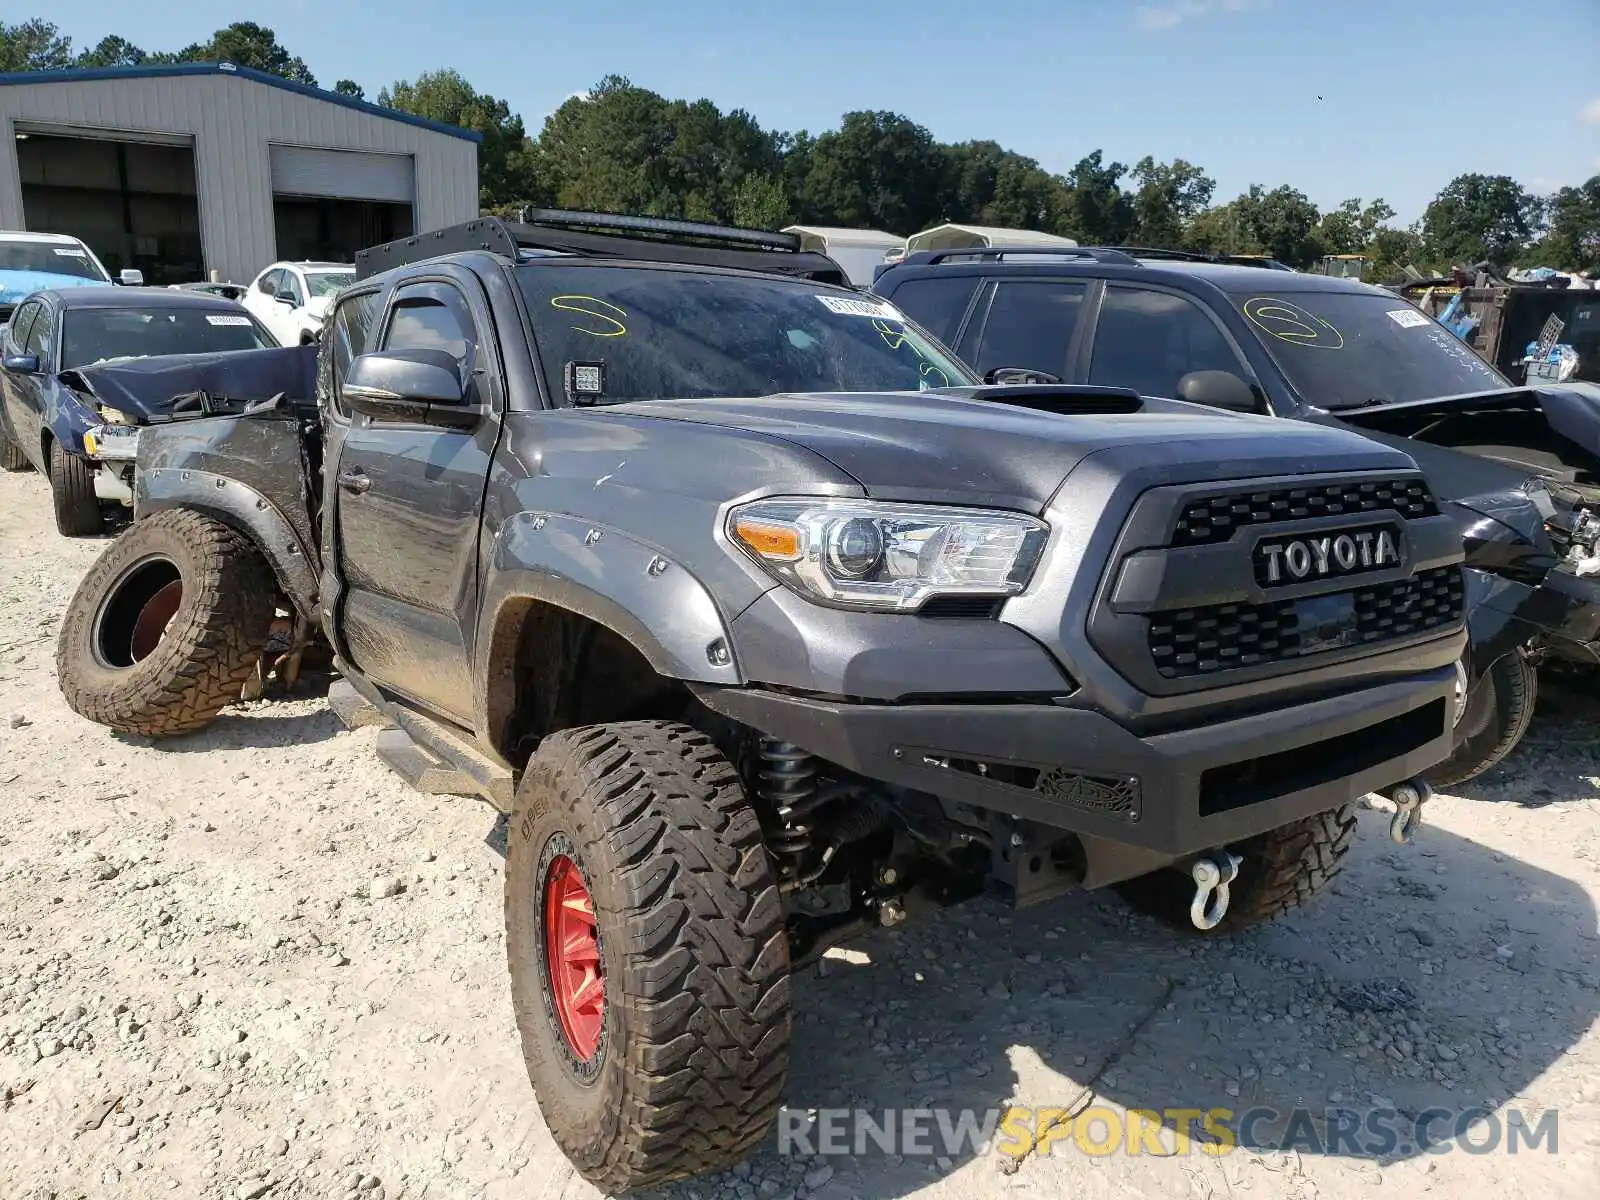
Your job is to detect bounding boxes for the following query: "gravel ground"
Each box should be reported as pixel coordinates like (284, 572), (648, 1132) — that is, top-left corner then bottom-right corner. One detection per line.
(2, 466), (1599, 1200)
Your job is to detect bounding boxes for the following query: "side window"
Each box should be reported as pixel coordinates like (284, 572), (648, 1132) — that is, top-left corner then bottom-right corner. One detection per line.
(1088, 286), (1248, 401)
(325, 290), (383, 418)
(280, 271), (305, 307)
(7, 302), (40, 353)
(23, 305), (53, 362)
(380, 283), (476, 368)
(883, 276), (978, 346)
(968, 280), (1088, 380)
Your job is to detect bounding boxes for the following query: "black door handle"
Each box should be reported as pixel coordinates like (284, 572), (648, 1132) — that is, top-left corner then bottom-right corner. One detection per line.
(337, 469), (371, 495)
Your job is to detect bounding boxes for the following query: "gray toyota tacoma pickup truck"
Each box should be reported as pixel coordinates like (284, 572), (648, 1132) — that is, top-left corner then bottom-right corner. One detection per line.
(56, 212), (1465, 1193)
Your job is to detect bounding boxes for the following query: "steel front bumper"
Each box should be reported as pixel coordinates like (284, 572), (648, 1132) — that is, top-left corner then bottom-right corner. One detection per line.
(695, 663), (1457, 857)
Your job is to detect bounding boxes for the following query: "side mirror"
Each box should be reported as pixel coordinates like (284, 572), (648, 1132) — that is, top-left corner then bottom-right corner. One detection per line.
(119, 268), (144, 286)
(1176, 369), (1259, 412)
(984, 366), (1063, 386)
(275, 294), (297, 307)
(2, 353), (39, 374)
(343, 349), (474, 428)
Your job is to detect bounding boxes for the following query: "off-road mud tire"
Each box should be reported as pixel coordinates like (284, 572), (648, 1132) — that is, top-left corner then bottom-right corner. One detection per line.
(1115, 803), (1359, 935)
(0, 414), (28, 471)
(49, 439), (103, 536)
(505, 720), (790, 1193)
(1423, 649), (1538, 788)
(56, 510), (276, 736)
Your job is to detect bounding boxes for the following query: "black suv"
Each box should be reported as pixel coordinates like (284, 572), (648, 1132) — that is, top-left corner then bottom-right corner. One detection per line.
(875, 246), (1600, 785)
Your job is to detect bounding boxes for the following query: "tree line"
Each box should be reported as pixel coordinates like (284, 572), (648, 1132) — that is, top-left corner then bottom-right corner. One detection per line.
(5, 18), (1598, 276)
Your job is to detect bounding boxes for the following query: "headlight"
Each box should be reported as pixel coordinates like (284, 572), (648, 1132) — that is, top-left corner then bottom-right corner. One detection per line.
(98, 405), (135, 425)
(83, 423), (139, 461)
(728, 498), (1048, 612)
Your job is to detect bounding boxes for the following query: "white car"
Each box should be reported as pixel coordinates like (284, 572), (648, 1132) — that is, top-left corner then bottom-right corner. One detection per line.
(241, 261), (355, 345)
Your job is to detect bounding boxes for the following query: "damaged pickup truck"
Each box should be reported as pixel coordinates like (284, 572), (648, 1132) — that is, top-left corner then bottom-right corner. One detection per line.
(55, 213), (1464, 1192)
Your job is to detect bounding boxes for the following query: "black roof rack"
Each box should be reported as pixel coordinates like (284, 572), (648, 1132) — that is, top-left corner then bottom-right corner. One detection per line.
(907, 245), (1140, 267)
(354, 211), (848, 284)
(1103, 246), (1219, 263)
(519, 208), (802, 251)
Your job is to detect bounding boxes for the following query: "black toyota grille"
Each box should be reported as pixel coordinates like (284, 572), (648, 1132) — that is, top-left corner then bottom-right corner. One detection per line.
(1171, 478), (1439, 547)
(1352, 567), (1466, 643)
(1149, 566), (1463, 678)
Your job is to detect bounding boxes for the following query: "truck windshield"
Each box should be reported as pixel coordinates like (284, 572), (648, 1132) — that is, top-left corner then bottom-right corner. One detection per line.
(517, 264), (976, 404)
(62, 308), (277, 368)
(0, 239), (106, 281)
(1232, 290), (1508, 409)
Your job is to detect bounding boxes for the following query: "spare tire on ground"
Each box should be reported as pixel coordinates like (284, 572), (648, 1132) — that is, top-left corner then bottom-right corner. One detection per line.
(56, 510), (277, 736)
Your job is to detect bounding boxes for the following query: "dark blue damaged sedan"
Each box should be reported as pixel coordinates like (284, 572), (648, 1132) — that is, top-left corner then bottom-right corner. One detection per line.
(0, 286), (278, 535)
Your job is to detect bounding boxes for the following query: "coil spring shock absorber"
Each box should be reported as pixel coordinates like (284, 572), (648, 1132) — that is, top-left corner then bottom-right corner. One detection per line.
(757, 739), (819, 859)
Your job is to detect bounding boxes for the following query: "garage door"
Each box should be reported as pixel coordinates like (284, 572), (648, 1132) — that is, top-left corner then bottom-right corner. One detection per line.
(269, 146), (414, 204)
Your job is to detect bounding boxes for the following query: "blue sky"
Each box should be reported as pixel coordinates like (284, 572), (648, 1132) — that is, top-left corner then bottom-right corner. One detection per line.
(29, 0), (1600, 225)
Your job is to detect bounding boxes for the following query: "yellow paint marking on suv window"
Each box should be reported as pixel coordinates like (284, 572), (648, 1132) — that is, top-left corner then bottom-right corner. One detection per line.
(551, 295), (628, 337)
(1242, 297), (1345, 350)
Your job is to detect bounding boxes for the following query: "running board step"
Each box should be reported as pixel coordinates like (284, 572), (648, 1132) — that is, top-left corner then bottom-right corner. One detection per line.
(375, 728), (479, 797)
(327, 679), (390, 730)
(331, 661), (516, 811)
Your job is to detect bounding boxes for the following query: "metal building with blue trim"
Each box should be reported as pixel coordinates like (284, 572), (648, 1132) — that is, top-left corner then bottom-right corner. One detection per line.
(0, 62), (481, 285)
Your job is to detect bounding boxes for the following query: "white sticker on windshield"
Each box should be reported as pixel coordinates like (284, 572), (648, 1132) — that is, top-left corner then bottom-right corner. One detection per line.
(53, 247), (88, 257)
(1386, 307), (1432, 329)
(817, 295), (902, 320)
(205, 314), (252, 326)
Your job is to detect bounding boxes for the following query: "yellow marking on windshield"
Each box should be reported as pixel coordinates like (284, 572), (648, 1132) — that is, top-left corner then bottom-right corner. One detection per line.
(551, 295), (628, 337)
(871, 316), (910, 352)
(872, 316), (951, 387)
(1242, 296), (1345, 350)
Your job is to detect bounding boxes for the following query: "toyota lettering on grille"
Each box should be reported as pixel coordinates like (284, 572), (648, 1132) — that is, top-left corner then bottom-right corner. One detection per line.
(1254, 525), (1403, 585)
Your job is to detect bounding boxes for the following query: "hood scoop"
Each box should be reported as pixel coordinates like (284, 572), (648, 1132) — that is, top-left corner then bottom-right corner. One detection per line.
(934, 384), (1146, 415)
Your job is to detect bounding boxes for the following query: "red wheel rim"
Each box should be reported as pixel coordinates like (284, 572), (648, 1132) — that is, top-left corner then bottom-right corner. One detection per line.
(543, 854), (604, 1061)
(129, 580), (182, 661)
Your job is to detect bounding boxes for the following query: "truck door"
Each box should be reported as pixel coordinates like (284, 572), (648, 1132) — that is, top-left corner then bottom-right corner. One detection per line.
(320, 271), (500, 724)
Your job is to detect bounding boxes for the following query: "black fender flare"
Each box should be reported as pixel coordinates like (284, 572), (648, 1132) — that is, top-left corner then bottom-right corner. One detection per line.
(135, 466), (319, 624)
(477, 511), (743, 731)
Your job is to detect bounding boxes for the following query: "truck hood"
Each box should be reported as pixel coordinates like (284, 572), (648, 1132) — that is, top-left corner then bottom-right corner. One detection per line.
(0, 270), (112, 305)
(614, 387), (1416, 513)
